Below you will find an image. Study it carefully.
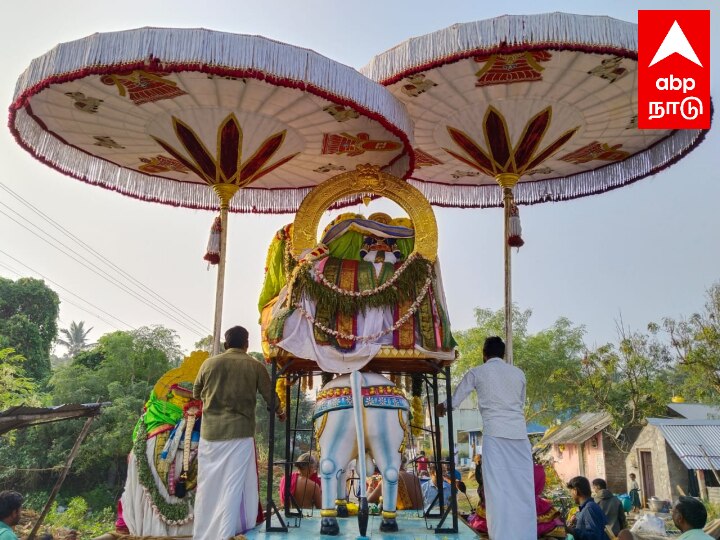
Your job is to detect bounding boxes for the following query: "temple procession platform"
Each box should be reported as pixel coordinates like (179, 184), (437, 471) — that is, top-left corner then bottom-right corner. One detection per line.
(250, 511), (480, 540)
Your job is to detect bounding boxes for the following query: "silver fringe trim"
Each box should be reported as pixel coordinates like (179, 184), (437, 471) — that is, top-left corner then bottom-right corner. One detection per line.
(408, 128), (706, 207)
(14, 108), (412, 214)
(14, 28), (413, 140)
(361, 12), (637, 82)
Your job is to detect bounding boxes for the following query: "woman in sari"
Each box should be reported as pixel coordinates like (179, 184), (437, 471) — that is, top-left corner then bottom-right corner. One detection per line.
(467, 463), (565, 538)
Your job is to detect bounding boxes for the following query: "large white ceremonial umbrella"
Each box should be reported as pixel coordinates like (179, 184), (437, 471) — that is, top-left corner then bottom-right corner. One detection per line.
(9, 27), (414, 353)
(363, 13), (711, 362)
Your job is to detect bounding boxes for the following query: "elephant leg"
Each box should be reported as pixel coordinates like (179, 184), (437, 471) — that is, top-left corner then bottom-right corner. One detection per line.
(317, 419), (356, 535)
(366, 408), (407, 533)
(336, 468), (349, 518)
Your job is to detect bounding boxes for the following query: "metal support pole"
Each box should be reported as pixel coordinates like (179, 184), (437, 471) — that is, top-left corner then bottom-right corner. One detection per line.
(435, 365), (459, 533)
(211, 183), (240, 355)
(28, 416), (96, 540)
(265, 360), (288, 532)
(495, 173), (520, 364)
(431, 372), (444, 515)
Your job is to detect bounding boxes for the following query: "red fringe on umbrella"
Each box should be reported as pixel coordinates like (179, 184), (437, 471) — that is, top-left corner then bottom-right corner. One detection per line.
(203, 216), (222, 265)
(508, 203), (525, 248)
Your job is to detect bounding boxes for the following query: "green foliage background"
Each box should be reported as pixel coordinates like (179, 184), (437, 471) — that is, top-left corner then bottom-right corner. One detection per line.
(1, 274), (720, 537)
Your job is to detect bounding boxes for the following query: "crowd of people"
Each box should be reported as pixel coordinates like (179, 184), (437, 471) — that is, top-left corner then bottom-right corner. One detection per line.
(2, 330), (719, 540)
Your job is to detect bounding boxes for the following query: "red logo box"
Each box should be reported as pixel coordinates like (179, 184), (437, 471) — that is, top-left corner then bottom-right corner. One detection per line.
(638, 10), (710, 129)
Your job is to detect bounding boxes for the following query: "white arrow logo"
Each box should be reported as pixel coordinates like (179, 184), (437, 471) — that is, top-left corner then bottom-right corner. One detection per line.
(649, 20), (703, 67)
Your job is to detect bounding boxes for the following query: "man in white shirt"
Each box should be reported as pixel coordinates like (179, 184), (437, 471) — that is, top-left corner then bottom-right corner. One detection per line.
(437, 336), (535, 540)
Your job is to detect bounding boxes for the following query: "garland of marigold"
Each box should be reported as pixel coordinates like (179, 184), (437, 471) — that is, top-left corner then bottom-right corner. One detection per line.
(134, 419), (194, 525)
(410, 396), (424, 437)
(275, 378), (288, 412)
(410, 375), (424, 437)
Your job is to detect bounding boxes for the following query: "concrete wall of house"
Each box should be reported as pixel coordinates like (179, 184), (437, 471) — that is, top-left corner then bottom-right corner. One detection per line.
(582, 433), (606, 483)
(552, 442), (581, 485)
(625, 424), (686, 502)
(437, 406), (478, 458)
(665, 440), (691, 500)
(602, 432), (631, 494)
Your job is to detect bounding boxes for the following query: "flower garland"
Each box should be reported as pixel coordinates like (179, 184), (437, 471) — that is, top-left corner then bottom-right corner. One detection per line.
(295, 274), (432, 343)
(315, 252), (420, 297)
(285, 238), (432, 315)
(134, 419), (194, 525)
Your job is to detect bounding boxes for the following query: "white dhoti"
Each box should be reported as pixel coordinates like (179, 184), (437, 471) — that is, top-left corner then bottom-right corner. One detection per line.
(482, 435), (535, 540)
(193, 437), (259, 540)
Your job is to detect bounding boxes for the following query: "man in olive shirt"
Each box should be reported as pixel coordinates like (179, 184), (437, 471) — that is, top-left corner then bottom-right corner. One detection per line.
(193, 326), (283, 540)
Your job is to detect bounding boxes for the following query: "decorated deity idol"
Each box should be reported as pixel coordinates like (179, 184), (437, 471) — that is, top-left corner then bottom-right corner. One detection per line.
(116, 352), (208, 536)
(259, 212), (456, 374)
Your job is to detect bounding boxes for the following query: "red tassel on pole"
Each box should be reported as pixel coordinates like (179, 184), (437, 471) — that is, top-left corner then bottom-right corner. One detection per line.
(508, 203), (524, 248)
(203, 216), (222, 265)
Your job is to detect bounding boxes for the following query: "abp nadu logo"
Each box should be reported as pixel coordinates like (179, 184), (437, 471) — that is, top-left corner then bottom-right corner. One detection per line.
(638, 10), (710, 130)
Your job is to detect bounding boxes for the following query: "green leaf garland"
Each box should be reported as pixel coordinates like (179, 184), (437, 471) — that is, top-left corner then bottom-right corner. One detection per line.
(291, 256), (432, 316)
(134, 419), (194, 524)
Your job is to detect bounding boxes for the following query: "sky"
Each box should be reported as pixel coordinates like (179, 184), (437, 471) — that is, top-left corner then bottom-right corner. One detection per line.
(0, 0), (717, 356)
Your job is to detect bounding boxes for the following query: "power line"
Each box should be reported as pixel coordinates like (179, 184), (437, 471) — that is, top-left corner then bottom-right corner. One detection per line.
(0, 183), (209, 333)
(0, 204), (206, 337)
(0, 255), (130, 330)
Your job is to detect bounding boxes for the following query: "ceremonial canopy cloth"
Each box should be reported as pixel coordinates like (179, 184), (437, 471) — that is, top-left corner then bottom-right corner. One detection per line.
(448, 357), (535, 539)
(193, 437), (259, 539)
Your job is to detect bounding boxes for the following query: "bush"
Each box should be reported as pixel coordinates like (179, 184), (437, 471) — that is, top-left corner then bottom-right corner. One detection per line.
(20, 490), (51, 512)
(43, 497), (115, 539)
(705, 501), (720, 522)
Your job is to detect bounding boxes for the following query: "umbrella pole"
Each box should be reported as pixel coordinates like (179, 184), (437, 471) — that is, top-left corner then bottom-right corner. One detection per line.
(211, 184), (240, 355)
(496, 173), (519, 364)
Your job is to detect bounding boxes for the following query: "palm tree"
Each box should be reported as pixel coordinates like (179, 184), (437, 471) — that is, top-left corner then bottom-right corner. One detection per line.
(57, 320), (94, 357)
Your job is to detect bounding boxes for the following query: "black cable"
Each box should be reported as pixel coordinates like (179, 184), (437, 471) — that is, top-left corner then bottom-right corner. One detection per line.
(0, 206), (205, 336)
(0, 253), (131, 329)
(0, 183), (209, 332)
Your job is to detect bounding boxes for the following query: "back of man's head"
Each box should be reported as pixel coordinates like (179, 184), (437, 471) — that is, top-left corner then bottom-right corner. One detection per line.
(224, 326), (249, 350)
(592, 478), (607, 490)
(675, 496), (707, 530)
(0, 490), (23, 521)
(567, 476), (592, 498)
(483, 336), (505, 360)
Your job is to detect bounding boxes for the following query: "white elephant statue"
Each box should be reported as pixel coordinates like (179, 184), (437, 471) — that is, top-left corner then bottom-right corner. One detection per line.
(313, 371), (409, 535)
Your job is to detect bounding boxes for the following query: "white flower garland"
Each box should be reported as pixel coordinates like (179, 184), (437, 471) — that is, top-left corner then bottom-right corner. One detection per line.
(296, 274), (433, 343)
(315, 252), (421, 297)
(144, 491), (194, 526)
(285, 240), (424, 298)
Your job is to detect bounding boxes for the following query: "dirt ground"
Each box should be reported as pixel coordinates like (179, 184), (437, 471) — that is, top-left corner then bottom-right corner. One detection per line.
(16, 510), (78, 540)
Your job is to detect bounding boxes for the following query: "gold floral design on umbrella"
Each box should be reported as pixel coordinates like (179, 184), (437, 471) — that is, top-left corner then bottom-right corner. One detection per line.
(443, 106), (579, 178)
(152, 113), (299, 188)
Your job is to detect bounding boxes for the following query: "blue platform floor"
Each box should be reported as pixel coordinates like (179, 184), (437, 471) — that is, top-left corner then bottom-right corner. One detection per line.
(247, 510), (480, 540)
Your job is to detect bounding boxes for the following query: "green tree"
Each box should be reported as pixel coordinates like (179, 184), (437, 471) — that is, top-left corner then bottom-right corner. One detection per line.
(453, 306), (585, 425)
(0, 277), (59, 380)
(0, 325), (179, 493)
(56, 320), (94, 357)
(573, 322), (674, 429)
(194, 335), (213, 353)
(0, 348), (38, 408)
(663, 283), (720, 401)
